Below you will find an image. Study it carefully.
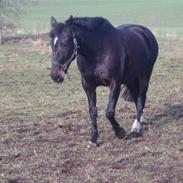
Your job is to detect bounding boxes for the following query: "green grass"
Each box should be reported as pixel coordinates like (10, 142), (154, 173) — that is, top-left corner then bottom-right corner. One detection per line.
(20, 0), (183, 37)
(0, 37), (183, 183)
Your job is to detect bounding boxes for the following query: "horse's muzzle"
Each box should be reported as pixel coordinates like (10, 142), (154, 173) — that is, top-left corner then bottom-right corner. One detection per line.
(50, 67), (65, 83)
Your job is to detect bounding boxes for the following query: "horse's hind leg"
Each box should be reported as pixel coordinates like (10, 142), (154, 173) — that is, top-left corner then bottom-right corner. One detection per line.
(106, 80), (126, 139)
(126, 81), (140, 134)
(128, 77), (149, 135)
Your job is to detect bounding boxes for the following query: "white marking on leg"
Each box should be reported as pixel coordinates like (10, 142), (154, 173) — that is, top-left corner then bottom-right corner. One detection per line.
(140, 114), (147, 123)
(54, 37), (58, 46)
(87, 141), (97, 149)
(131, 119), (141, 133)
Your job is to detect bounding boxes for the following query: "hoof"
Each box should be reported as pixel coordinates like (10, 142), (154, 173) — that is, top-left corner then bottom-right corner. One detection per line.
(140, 115), (148, 124)
(115, 127), (126, 139)
(87, 141), (97, 149)
(125, 131), (142, 140)
(130, 131), (142, 137)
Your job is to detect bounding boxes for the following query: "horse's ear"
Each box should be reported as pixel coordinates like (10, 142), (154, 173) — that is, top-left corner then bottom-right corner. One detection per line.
(66, 15), (74, 25)
(50, 16), (57, 28)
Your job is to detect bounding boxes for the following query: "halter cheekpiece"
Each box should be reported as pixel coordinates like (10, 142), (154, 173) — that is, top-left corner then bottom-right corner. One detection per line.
(52, 37), (79, 72)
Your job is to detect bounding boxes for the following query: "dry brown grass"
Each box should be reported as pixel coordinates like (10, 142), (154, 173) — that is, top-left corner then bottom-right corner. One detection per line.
(0, 38), (183, 183)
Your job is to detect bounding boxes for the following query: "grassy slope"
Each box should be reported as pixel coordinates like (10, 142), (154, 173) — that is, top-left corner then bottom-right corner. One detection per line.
(0, 38), (183, 182)
(21, 0), (183, 36)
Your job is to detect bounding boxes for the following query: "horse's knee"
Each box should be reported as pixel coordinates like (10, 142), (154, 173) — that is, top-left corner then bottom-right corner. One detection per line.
(139, 83), (148, 95)
(105, 110), (115, 120)
(89, 107), (97, 119)
(141, 87), (148, 96)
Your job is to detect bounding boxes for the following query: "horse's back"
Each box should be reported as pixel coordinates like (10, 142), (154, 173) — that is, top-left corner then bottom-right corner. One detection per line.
(117, 24), (158, 64)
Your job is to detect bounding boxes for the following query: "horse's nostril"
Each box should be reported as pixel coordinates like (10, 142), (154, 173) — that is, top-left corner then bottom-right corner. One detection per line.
(58, 68), (65, 78)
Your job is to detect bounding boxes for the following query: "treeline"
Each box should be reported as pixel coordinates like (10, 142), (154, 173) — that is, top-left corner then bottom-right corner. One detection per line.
(0, 0), (36, 45)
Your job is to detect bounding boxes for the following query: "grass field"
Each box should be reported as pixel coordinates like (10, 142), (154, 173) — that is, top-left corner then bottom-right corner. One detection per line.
(0, 37), (183, 183)
(0, 0), (183, 183)
(20, 0), (183, 37)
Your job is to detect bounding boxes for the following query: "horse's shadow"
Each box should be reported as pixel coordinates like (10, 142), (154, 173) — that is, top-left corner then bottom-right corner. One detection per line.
(149, 103), (183, 127)
(125, 103), (183, 140)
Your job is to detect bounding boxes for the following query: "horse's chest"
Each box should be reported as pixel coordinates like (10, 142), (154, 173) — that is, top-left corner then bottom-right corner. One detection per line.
(81, 66), (110, 85)
(77, 56), (111, 85)
(95, 67), (109, 79)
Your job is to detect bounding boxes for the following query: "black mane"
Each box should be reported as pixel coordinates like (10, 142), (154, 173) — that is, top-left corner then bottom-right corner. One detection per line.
(65, 16), (114, 32)
(50, 16), (115, 39)
(50, 23), (64, 38)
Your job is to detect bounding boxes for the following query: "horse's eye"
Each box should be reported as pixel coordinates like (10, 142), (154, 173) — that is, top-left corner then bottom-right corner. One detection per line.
(61, 44), (67, 48)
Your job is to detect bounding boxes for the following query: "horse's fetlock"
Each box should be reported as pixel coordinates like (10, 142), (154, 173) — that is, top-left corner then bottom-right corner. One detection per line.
(106, 111), (115, 119)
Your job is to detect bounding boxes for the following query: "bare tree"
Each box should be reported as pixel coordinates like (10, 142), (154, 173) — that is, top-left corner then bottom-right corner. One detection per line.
(0, 0), (34, 45)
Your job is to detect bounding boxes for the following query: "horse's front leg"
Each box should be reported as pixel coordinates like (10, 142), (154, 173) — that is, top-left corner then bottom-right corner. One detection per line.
(106, 80), (126, 139)
(81, 78), (98, 148)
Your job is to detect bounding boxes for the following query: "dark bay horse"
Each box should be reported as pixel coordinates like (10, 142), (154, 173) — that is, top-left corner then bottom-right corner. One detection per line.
(49, 16), (158, 148)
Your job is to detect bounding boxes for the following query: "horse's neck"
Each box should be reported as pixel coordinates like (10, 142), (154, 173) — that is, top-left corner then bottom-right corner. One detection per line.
(73, 28), (103, 57)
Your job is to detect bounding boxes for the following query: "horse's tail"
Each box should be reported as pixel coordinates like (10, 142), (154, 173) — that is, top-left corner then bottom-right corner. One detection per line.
(121, 85), (134, 102)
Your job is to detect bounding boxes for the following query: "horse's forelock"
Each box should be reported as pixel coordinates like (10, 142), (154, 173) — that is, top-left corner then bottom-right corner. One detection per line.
(50, 23), (65, 38)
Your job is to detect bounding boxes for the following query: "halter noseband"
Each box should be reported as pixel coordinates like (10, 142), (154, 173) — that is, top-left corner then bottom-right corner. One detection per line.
(52, 37), (79, 72)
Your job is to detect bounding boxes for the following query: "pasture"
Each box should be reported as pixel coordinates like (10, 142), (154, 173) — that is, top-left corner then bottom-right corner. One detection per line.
(21, 0), (183, 37)
(1, 0), (183, 183)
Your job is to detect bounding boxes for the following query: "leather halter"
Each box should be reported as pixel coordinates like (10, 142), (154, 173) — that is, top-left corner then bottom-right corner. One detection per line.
(52, 37), (79, 72)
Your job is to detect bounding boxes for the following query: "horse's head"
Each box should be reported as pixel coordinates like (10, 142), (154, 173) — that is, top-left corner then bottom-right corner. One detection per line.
(50, 16), (78, 83)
